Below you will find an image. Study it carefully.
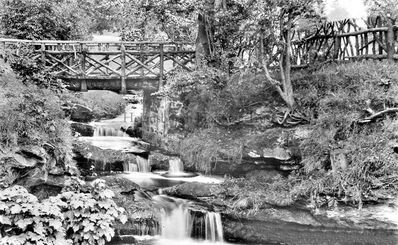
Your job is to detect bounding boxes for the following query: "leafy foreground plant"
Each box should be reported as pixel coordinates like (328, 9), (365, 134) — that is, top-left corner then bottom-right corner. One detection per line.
(60, 178), (127, 245)
(0, 185), (69, 245)
(0, 178), (127, 245)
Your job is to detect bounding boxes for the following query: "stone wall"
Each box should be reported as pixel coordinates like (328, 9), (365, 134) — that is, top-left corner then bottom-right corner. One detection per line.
(141, 90), (184, 148)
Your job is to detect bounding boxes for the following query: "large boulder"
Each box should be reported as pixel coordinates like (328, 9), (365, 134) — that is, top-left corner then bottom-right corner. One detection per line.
(70, 104), (93, 122)
(162, 182), (222, 199)
(6, 153), (39, 168)
(148, 151), (177, 171)
(100, 176), (160, 236)
(70, 122), (94, 136)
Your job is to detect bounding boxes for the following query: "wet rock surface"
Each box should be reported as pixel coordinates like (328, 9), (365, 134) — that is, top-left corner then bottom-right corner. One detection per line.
(70, 122), (94, 136)
(162, 182), (222, 199)
(70, 104), (94, 122)
(100, 176), (160, 237)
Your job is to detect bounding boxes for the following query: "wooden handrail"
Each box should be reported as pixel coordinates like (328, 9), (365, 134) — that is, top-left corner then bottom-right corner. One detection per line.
(0, 38), (195, 46)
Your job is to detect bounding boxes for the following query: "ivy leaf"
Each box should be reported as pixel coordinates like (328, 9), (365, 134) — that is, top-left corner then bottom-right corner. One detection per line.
(16, 218), (33, 230)
(10, 204), (22, 214)
(0, 215), (12, 225)
(120, 215), (128, 224)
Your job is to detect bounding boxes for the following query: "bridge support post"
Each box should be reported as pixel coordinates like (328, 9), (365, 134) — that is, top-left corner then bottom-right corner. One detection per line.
(120, 43), (127, 94)
(159, 44), (164, 88)
(80, 44), (88, 92)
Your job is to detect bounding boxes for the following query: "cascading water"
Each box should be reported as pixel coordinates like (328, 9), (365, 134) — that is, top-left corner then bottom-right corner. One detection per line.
(205, 212), (224, 242)
(123, 161), (138, 172)
(94, 126), (128, 137)
(169, 158), (184, 173)
(137, 156), (150, 172)
(162, 157), (198, 178)
(160, 204), (193, 240)
(154, 195), (224, 243)
(123, 156), (150, 172)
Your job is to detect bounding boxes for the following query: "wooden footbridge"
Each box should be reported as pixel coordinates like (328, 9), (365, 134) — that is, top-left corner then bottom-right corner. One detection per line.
(0, 39), (195, 92)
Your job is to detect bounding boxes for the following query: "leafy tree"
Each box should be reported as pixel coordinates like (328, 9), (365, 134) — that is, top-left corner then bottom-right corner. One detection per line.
(365, 0), (398, 22)
(234, 0), (324, 108)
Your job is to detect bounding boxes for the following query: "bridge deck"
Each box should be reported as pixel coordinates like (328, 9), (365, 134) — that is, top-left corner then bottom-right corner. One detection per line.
(0, 39), (196, 92)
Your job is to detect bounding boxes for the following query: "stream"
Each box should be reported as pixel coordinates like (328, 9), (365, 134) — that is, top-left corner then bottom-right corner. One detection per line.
(78, 93), (234, 245)
(77, 93), (398, 245)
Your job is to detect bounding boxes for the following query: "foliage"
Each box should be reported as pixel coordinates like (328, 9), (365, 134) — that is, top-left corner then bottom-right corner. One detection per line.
(365, 0), (398, 21)
(293, 60), (398, 207)
(4, 44), (65, 92)
(221, 175), (296, 212)
(0, 0), (91, 40)
(159, 66), (281, 129)
(0, 185), (70, 245)
(177, 129), (235, 172)
(59, 178), (127, 245)
(0, 59), (73, 167)
(61, 90), (126, 120)
(0, 179), (127, 245)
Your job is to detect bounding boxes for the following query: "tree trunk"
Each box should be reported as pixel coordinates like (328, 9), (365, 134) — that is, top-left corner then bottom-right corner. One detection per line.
(195, 13), (211, 67)
(195, 0), (215, 67)
(281, 14), (295, 109)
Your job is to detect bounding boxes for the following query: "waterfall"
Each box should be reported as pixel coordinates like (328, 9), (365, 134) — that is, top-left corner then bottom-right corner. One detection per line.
(160, 204), (193, 240)
(94, 126), (127, 137)
(205, 212), (224, 242)
(169, 158), (184, 173)
(155, 195), (224, 243)
(123, 161), (138, 172)
(122, 157), (149, 173)
(137, 156), (150, 172)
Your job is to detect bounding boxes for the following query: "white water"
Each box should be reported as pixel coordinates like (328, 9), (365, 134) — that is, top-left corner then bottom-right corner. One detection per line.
(153, 195), (224, 243)
(137, 156), (151, 173)
(123, 161), (138, 172)
(94, 126), (128, 137)
(160, 204), (193, 240)
(79, 136), (148, 153)
(120, 172), (223, 188)
(169, 158), (184, 173)
(205, 212), (224, 242)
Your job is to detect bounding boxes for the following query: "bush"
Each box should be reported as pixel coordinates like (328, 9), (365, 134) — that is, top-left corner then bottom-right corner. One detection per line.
(292, 60), (398, 207)
(0, 57), (73, 165)
(0, 179), (127, 245)
(0, 185), (70, 245)
(159, 66), (281, 130)
(61, 90), (126, 120)
(60, 178), (127, 245)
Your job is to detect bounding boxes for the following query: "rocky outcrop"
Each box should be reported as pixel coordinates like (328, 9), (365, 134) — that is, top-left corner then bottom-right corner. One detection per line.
(0, 144), (76, 199)
(162, 182), (222, 200)
(70, 122), (94, 136)
(70, 104), (94, 122)
(100, 176), (160, 237)
(148, 151), (177, 171)
(73, 141), (136, 175)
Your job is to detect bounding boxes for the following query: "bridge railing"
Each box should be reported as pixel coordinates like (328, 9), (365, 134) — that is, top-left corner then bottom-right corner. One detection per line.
(0, 38), (196, 92)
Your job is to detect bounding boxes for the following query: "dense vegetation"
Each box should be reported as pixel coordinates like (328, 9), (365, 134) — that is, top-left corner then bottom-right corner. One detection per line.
(164, 60), (398, 208)
(1, 0), (398, 244)
(0, 179), (126, 244)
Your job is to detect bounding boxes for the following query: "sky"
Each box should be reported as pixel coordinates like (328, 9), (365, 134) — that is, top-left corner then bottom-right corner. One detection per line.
(325, 0), (368, 21)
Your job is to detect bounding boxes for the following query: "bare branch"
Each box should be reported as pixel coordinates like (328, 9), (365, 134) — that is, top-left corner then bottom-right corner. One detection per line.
(358, 108), (398, 123)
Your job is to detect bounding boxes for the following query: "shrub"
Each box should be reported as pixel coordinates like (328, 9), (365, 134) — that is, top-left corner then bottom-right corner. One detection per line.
(61, 90), (126, 120)
(293, 60), (398, 207)
(0, 185), (70, 245)
(221, 175), (296, 213)
(159, 66), (281, 130)
(0, 179), (127, 245)
(59, 178), (127, 245)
